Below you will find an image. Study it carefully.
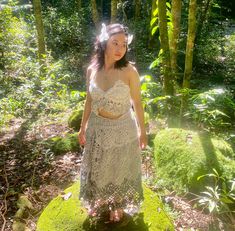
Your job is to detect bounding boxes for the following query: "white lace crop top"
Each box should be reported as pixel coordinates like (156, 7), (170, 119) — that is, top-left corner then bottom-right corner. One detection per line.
(89, 76), (132, 117)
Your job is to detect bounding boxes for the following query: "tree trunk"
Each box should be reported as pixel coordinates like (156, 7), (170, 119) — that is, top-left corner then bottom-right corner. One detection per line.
(195, 0), (212, 43)
(32, 0), (46, 75)
(111, 0), (118, 23)
(183, 0), (197, 89)
(180, 0), (197, 125)
(169, 0), (182, 82)
(135, 0), (141, 20)
(91, 0), (100, 28)
(158, 0), (173, 96)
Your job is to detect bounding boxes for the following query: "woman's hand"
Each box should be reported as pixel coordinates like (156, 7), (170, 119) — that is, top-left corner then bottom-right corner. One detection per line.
(78, 128), (86, 146)
(139, 132), (148, 150)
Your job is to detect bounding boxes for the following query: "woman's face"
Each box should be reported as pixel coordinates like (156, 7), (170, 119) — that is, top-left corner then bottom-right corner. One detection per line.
(105, 33), (127, 62)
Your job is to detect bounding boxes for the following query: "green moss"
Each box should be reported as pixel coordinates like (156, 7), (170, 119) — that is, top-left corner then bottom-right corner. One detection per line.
(148, 133), (156, 147)
(37, 182), (85, 231)
(46, 133), (80, 155)
(153, 128), (235, 193)
(37, 182), (174, 231)
(68, 109), (83, 131)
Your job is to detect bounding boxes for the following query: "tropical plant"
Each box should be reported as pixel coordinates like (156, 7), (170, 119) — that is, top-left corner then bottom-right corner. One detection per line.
(197, 169), (235, 225)
(140, 74), (162, 118)
(184, 88), (235, 132)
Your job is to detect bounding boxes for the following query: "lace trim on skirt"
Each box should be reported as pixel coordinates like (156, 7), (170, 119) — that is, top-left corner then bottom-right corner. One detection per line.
(79, 110), (143, 216)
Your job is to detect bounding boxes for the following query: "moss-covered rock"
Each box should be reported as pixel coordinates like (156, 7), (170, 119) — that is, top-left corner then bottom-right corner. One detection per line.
(46, 133), (80, 155)
(37, 182), (174, 231)
(153, 128), (235, 193)
(68, 109), (83, 131)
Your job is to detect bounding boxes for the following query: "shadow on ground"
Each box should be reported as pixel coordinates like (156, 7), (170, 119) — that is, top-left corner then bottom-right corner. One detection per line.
(82, 212), (149, 231)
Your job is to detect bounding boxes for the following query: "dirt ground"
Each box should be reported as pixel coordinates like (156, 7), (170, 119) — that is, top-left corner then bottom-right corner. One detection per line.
(0, 117), (230, 231)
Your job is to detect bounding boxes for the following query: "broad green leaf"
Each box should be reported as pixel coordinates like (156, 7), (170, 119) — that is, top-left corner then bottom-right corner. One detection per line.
(150, 17), (157, 26)
(230, 179), (235, 191)
(198, 198), (208, 204)
(153, 8), (158, 16)
(220, 197), (234, 204)
(149, 58), (160, 69)
(144, 75), (153, 82)
(166, 2), (171, 9)
(141, 83), (147, 91)
(197, 174), (207, 181)
(151, 25), (159, 36)
(79, 91), (86, 97)
(166, 10), (172, 19)
(201, 191), (213, 197)
(209, 201), (217, 213)
(212, 3), (221, 9)
(212, 168), (220, 177)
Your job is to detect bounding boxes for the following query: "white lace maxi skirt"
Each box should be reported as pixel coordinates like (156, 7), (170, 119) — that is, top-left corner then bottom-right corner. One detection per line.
(79, 109), (143, 216)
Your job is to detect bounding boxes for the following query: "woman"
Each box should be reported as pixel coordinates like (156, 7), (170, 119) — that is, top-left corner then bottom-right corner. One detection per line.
(78, 23), (147, 224)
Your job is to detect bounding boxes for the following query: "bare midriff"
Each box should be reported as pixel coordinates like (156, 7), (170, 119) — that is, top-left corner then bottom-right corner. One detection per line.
(97, 108), (122, 119)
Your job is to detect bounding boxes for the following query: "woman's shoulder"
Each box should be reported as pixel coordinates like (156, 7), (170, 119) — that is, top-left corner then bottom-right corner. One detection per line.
(87, 64), (95, 73)
(86, 64), (97, 79)
(123, 63), (138, 73)
(122, 63), (139, 83)
(121, 63), (138, 78)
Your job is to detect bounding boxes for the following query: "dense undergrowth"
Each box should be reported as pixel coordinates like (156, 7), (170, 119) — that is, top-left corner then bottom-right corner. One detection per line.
(0, 1), (235, 230)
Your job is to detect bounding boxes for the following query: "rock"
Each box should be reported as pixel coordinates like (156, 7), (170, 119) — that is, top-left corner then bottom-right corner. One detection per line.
(68, 109), (83, 131)
(17, 194), (33, 210)
(13, 194), (34, 231)
(153, 128), (235, 193)
(37, 182), (174, 231)
(12, 221), (26, 231)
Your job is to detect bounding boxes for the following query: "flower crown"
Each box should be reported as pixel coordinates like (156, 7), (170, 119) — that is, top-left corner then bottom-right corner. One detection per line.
(98, 23), (133, 45)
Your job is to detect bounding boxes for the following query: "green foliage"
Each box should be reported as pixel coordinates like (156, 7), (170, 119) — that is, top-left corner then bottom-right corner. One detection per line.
(153, 128), (235, 194)
(0, 55), (76, 129)
(140, 75), (162, 119)
(45, 133), (80, 155)
(184, 88), (235, 133)
(150, 1), (172, 37)
(43, 8), (91, 55)
(149, 49), (163, 69)
(68, 109), (83, 131)
(42, 6), (92, 87)
(149, 1), (172, 77)
(140, 74), (182, 124)
(144, 84), (235, 134)
(197, 169), (235, 224)
(0, 5), (85, 128)
(69, 90), (86, 108)
(37, 182), (174, 231)
(0, 4), (32, 71)
(127, 19), (155, 72)
(0, 2), (88, 131)
(194, 18), (235, 95)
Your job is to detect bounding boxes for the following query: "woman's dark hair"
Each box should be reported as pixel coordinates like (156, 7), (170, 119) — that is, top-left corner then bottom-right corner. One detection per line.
(90, 23), (130, 71)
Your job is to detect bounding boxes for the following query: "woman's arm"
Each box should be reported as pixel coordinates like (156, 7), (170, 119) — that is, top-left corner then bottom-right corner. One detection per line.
(128, 65), (148, 149)
(78, 67), (92, 145)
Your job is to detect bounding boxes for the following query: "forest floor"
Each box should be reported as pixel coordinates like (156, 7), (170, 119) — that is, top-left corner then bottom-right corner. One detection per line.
(0, 115), (229, 231)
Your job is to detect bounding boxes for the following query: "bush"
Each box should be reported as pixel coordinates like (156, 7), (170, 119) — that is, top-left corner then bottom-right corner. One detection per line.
(68, 109), (83, 131)
(153, 128), (235, 193)
(43, 7), (92, 58)
(46, 133), (80, 155)
(185, 88), (235, 133)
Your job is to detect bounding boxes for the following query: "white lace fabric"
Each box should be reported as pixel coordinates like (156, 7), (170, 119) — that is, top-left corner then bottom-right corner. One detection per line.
(89, 78), (132, 117)
(79, 71), (143, 216)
